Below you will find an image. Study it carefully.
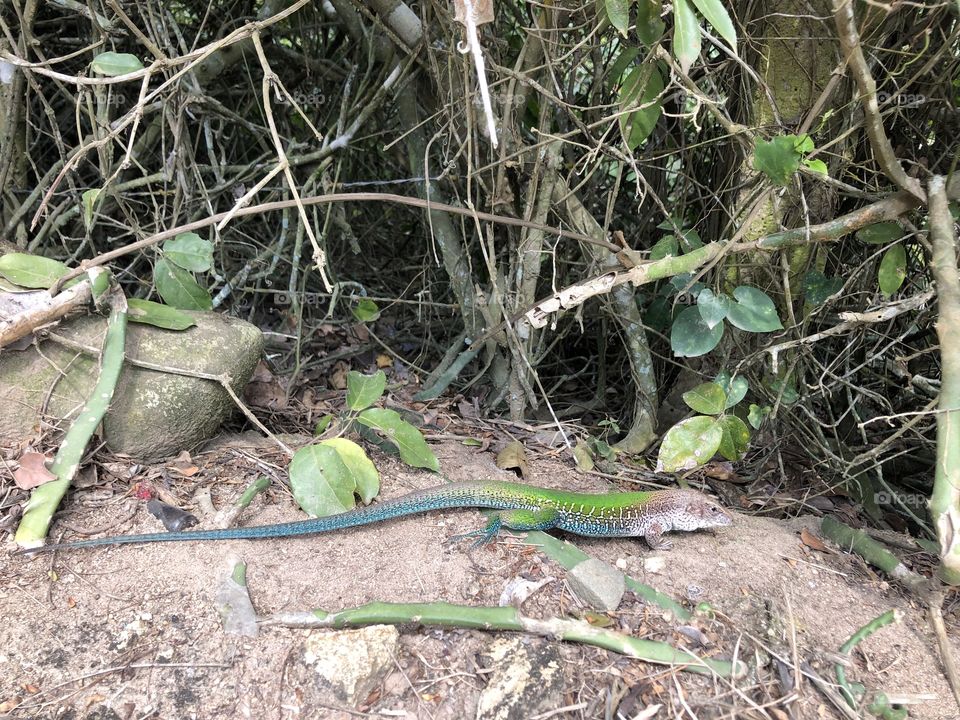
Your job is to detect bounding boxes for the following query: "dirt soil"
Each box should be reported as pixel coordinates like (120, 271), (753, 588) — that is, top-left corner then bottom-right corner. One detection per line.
(1, 440), (956, 720)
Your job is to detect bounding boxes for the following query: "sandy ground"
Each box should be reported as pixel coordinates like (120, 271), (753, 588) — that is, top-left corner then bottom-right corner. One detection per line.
(1, 440), (956, 719)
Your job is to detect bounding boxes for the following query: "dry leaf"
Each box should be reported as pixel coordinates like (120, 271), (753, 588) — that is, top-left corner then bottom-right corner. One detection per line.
(330, 361), (350, 390)
(452, 0), (493, 25)
(701, 461), (741, 482)
(375, 353), (393, 368)
(800, 528), (829, 552)
(495, 440), (529, 478)
(13, 452), (56, 490)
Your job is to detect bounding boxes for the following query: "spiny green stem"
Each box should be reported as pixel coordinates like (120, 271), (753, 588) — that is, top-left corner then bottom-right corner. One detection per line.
(524, 530), (692, 620)
(15, 276), (127, 547)
(263, 601), (744, 677)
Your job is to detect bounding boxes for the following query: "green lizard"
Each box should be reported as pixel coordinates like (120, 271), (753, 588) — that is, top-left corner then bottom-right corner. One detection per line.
(16, 481), (732, 554)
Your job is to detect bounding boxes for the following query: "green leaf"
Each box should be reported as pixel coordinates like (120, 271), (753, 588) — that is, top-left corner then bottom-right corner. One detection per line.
(767, 377), (799, 404)
(82, 189), (101, 231)
(682, 382), (727, 415)
(154, 257), (212, 310)
(0, 253), (70, 288)
(353, 298), (380, 322)
(747, 403), (770, 429)
(606, 0), (631, 36)
(803, 158), (828, 175)
(163, 232), (213, 272)
(672, 0), (701, 74)
(127, 298), (196, 330)
(288, 444), (356, 517)
(346, 370), (387, 411)
(878, 244), (907, 295)
(619, 65), (665, 150)
(717, 415), (750, 461)
(794, 134), (815, 154)
(656, 415), (723, 472)
(319, 437), (380, 503)
(314, 414), (334, 435)
(753, 136), (802, 186)
(690, 0), (737, 53)
(678, 228), (703, 252)
(696, 288), (729, 329)
(636, 0), (666, 45)
(802, 270), (843, 306)
(671, 305), (724, 357)
(90, 52), (144, 76)
(726, 286), (783, 332)
(714, 372), (748, 408)
(357, 408), (440, 471)
(649, 235), (679, 261)
(609, 48), (640, 82)
(857, 221), (903, 245)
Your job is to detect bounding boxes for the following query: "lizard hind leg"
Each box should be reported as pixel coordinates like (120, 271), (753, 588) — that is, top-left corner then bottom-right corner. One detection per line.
(449, 508), (560, 548)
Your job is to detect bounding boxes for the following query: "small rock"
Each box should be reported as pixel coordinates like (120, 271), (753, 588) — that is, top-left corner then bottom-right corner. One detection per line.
(477, 638), (563, 720)
(567, 557), (625, 611)
(292, 625), (399, 706)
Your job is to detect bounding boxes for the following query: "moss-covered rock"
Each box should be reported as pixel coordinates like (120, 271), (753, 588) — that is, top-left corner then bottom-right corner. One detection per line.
(0, 311), (262, 461)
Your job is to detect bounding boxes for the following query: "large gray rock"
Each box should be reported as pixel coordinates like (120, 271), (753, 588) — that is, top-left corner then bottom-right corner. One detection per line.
(0, 310), (262, 460)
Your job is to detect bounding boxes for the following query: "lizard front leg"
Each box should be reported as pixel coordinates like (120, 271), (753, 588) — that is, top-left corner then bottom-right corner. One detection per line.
(643, 522), (673, 550)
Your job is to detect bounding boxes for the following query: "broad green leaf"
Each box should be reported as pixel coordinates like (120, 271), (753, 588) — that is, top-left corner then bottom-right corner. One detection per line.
(656, 415), (723, 472)
(605, 0), (630, 36)
(320, 437), (380, 503)
(878, 244), (907, 295)
(589, 436), (617, 461)
(672, 0), (701, 74)
(857, 221), (903, 245)
(671, 305), (724, 357)
(461, 437), (483, 447)
(767, 377), (799, 404)
(802, 270), (843, 306)
(619, 65), (665, 150)
(163, 232), (213, 272)
(803, 158), (828, 175)
(726, 286), (783, 332)
(650, 235), (679, 260)
(717, 415), (750, 461)
(747, 403), (770, 429)
(154, 257), (212, 310)
(678, 228), (703, 252)
(646, 292), (672, 332)
(753, 136), (802, 186)
(0, 253), (70, 288)
(82, 189), (100, 231)
(682, 382), (727, 415)
(696, 288), (729, 329)
(715, 371), (748, 408)
(636, 0), (666, 45)
(690, 0), (737, 53)
(353, 298), (380, 322)
(288, 444), (356, 517)
(90, 52), (144, 76)
(609, 48), (640, 83)
(346, 370), (386, 411)
(127, 297), (196, 330)
(357, 408), (440, 471)
(794, 134), (815, 154)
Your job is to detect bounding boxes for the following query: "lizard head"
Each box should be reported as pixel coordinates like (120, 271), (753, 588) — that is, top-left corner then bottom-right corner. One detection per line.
(674, 491), (733, 531)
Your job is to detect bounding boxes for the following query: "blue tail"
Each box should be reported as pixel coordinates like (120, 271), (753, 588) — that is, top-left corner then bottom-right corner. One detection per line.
(17, 481), (535, 553)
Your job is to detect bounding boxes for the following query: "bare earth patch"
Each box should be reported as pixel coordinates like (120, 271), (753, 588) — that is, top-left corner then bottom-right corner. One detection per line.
(1, 441), (956, 719)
